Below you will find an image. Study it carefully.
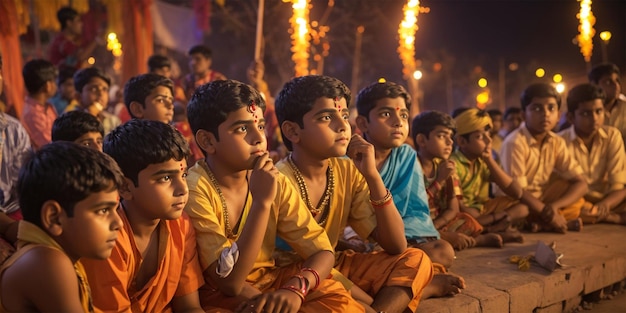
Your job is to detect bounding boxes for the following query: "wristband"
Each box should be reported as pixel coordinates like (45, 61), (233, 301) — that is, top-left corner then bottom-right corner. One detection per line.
(301, 267), (320, 290)
(370, 189), (392, 207)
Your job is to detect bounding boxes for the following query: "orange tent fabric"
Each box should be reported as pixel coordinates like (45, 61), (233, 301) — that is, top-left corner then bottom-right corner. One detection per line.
(0, 0), (26, 117)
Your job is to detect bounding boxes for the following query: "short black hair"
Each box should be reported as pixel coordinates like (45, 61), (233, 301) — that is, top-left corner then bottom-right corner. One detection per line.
(356, 81), (410, 120)
(411, 110), (456, 142)
(147, 55), (171, 72)
(187, 79), (265, 142)
(57, 7), (79, 30)
(188, 45), (212, 59)
(74, 67), (111, 92)
(104, 119), (190, 186)
(566, 83), (606, 113)
(275, 75), (351, 150)
(123, 73), (174, 118)
(22, 59), (57, 94)
(588, 63), (621, 84)
(503, 107), (522, 119)
(57, 66), (76, 86)
(451, 107), (470, 118)
(52, 111), (104, 142)
(520, 83), (561, 112)
(18, 141), (124, 228)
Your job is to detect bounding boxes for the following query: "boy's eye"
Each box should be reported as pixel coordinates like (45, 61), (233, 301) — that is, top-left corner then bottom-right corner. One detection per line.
(319, 115), (331, 121)
(401, 113), (409, 120)
(342, 113), (350, 120)
(236, 125), (248, 133)
(96, 208), (111, 215)
(380, 112), (390, 117)
(158, 176), (171, 182)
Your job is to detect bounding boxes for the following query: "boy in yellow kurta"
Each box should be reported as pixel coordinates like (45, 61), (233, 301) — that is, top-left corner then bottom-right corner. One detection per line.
(0, 142), (124, 312)
(274, 75), (434, 313)
(500, 83), (588, 233)
(184, 79), (362, 312)
(558, 83), (626, 225)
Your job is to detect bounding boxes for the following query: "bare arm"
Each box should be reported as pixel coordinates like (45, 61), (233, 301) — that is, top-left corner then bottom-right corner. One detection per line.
(548, 175), (588, 210)
(171, 292), (204, 313)
(596, 188), (626, 215)
(348, 135), (406, 254)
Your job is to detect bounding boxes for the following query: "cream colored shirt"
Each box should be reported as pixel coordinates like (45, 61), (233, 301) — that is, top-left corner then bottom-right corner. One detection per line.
(500, 123), (583, 198)
(605, 98), (626, 148)
(558, 125), (626, 199)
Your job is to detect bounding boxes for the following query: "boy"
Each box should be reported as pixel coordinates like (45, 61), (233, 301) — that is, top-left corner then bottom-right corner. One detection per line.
(49, 66), (78, 114)
(275, 75), (433, 313)
(148, 54), (173, 79)
(500, 83), (588, 233)
(124, 73), (175, 124)
(82, 120), (205, 312)
(73, 67), (121, 135)
(499, 107), (523, 139)
(412, 110), (503, 249)
(52, 110), (104, 151)
(48, 6), (102, 70)
(182, 45), (226, 100)
(487, 108), (504, 153)
(588, 63), (626, 146)
(559, 83), (626, 225)
(20, 59), (58, 150)
(450, 108), (528, 237)
(185, 79), (361, 312)
(355, 81), (464, 298)
(0, 142), (124, 312)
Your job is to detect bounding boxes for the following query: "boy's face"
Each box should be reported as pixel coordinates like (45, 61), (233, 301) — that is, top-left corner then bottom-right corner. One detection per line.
(523, 97), (559, 136)
(62, 187), (122, 260)
(358, 97), (409, 149)
(569, 99), (604, 138)
(139, 85), (174, 124)
(597, 73), (621, 102)
(125, 158), (189, 220)
(490, 114), (502, 133)
(79, 77), (109, 109)
(74, 131), (103, 152)
(67, 16), (83, 36)
(210, 105), (267, 170)
(60, 78), (76, 100)
(504, 112), (522, 131)
(292, 96), (351, 158)
(420, 125), (454, 159)
(189, 53), (211, 75)
(458, 129), (492, 159)
(152, 67), (172, 79)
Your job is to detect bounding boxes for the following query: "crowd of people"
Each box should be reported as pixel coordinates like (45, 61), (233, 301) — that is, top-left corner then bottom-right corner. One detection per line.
(0, 6), (625, 313)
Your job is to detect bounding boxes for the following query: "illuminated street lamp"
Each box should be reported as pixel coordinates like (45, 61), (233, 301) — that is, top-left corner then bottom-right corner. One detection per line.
(555, 83), (566, 94)
(553, 74), (563, 83)
(600, 30), (611, 62)
(413, 70), (423, 80)
(478, 78), (487, 88)
(535, 68), (545, 78)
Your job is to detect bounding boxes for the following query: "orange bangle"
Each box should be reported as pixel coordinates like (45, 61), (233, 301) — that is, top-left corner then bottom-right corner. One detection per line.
(370, 189), (392, 206)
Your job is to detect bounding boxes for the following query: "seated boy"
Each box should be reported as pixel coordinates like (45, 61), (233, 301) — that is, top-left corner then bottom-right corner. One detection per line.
(52, 110), (104, 151)
(451, 108), (528, 238)
(20, 59), (58, 150)
(184, 80), (361, 312)
(275, 75), (434, 313)
(73, 67), (121, 135)
(500, 83), (588, 233)
(355, 81), (464, 297)
(0, 141), (124, 312)
(588, 63), (626, 146)
(124, 73), (175, 124)
(412, 110), (504, 249)
(558, 83), (626, 225)
(82, 120), (205, 312)
(49, 66), (78, 114)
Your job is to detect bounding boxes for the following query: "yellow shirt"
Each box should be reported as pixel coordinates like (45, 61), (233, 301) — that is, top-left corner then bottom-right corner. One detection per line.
(276, 157), (377, 248)
(605, 98), (626, 148)
(558, 125), (626, 199)
(184, 160), (333, 283)
(500, 123), (583, 198)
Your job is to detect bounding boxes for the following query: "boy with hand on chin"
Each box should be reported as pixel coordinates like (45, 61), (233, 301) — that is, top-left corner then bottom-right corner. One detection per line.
(500, 83), (588, 233)
(0, 142), (124, 312)
(185, 80), (361, 313)
(82, 120), (205, 312)
(275, 75), (434, 313)
(558, 83), (626, 225)
(355, 81), (465, 299)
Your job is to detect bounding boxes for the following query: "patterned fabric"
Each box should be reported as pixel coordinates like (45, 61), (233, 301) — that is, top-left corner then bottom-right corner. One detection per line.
(450, 149), (491, 214)
(0, 113), (30, 213)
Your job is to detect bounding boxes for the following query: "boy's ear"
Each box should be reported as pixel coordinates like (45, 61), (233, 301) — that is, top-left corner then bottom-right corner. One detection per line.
(129, 101), (145, 119)
(415, 133), (427, 148)
(355, 115), (369, 134)
(40, 200), (66, 237)
(118, 177), (134, 200)
(45, 81), (56, 95)
(281, 121), (300, 146)
(566, 112), (575, 126)
(195, 129), (216, 155)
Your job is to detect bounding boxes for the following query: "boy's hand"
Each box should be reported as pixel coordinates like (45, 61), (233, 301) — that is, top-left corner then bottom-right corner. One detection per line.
(440, 231), (475, 250)
(249, 152), (279, 206)
(436, 160), (456, 183)
(481, 143), (494, 161)
(235, 289), (302, 313)
(347, 134), (377, 177)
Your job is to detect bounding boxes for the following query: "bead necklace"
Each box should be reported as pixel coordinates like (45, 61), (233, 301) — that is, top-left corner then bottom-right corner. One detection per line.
(286, 154), (334, 220)
(202, 161), (246, 239)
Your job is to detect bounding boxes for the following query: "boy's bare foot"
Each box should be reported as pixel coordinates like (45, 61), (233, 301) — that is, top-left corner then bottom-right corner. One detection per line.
(549, 214), (568, 234)
(499, 228), (524, 243)
(421, 273), (466, 299)
(475, 233), (503, 248)
(440, 232), (476, 250)
(566, 218), (583, 232)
